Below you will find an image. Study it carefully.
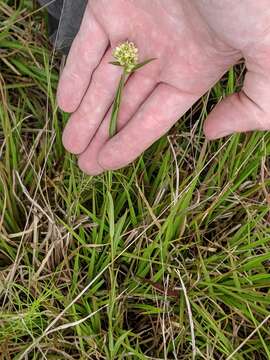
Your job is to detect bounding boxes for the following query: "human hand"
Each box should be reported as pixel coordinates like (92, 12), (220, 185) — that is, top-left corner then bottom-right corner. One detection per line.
(57, 0), (270, 175)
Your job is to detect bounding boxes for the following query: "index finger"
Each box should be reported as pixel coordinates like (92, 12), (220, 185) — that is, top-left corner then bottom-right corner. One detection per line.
(57, 4), (108, 113)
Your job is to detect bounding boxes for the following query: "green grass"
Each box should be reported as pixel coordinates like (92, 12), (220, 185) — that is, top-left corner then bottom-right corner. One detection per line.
(1, 1), (270, 359)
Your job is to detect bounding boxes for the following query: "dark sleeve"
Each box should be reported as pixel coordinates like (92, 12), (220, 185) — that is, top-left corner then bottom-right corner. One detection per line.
(38, 0), (87, 54)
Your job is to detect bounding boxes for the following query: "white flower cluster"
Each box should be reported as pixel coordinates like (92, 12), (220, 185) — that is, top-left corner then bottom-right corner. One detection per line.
(113, 41), (139, 73)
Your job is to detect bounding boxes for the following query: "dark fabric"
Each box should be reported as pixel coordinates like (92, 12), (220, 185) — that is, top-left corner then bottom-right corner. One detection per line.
(38, 0), (87, 53)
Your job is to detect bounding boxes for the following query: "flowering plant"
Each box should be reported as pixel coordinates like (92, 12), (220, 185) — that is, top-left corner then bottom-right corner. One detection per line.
(109, 41), (155, 137)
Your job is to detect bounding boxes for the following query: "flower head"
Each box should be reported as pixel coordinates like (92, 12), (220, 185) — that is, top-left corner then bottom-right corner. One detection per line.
(113, 41), (139, 73)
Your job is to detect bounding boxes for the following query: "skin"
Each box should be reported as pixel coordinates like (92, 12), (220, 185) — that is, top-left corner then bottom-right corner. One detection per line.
(57, 0), (270, 175)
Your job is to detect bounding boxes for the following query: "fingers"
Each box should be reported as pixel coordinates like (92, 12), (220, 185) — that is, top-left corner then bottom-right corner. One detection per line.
(62, 49), (124, 154)
(97, 83), (198, 171)
(78, 73), (157, 175)
(204, 70), (270, 139)
(57, 6), (108, 113)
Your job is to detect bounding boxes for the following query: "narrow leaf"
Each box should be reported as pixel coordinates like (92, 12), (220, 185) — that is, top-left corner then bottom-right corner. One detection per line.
(109, 61), (122, 67)
(109, 72), (125, 137)
(107, 192), (115, 240)
(131, 58), (157, 72)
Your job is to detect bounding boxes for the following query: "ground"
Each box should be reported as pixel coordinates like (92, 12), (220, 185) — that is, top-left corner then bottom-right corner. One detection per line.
(0, 1), (270, 359)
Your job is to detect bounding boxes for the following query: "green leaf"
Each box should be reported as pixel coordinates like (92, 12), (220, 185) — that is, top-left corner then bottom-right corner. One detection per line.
(109, 72), (126, 137)
(131, 58), (157, 72)
(107, 192), (115, 240)
(109, 61), (122, 67)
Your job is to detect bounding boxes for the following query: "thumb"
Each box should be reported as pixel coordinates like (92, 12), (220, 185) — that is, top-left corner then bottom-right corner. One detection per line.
(204, 68), (270, 139)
